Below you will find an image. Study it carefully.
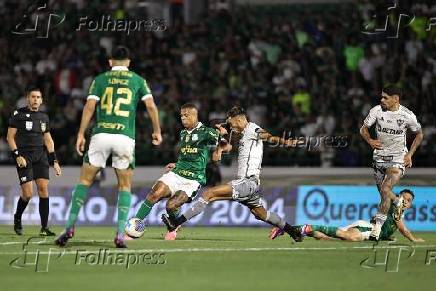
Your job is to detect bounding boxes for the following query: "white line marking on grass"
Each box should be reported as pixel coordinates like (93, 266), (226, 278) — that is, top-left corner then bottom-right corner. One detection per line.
(0, 239), (113, 246)
(1, 244), (436, 255)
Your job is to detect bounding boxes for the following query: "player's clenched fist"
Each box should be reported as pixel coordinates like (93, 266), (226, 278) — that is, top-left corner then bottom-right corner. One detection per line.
(16, 156), (27, 168)
(152, 132), (162, 145)
(76, 134), (86, 156)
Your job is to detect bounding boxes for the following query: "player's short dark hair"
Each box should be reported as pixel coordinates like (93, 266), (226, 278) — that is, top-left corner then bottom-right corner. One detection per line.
(111, 46), (130, 60)
(26, 87), (42, 96)
(227, 106), (246, 118)
(382, 84), (402, 98)
(180, 103), (198, 111)
(400, 189), (415, 199)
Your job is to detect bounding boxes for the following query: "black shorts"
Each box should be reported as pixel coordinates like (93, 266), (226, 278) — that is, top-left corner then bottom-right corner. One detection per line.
(16, 150), (49, 184)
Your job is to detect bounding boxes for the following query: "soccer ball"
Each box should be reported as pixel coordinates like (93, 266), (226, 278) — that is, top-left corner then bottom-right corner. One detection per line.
(125, 218), (146, 238)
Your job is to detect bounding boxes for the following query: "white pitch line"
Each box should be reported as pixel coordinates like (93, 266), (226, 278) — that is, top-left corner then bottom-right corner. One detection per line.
(0, 239), (112, 246)
(1, 245), (436, 256)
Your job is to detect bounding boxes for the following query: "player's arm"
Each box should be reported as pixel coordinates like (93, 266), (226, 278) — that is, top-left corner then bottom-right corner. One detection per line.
(212, 142), (232, 162)
(6, 127), (26, 168)
(359, 125), (383, 150)
(395, 218), (424, 242)
(76, 99), (97, 156)
(143, 98), (162, 146)
(212, 125), (232, 162)
(404, 129), (423, 168)
(43, 132), (61, 176)
(360, 107), (383, 150)
(257, 130), (301, 147)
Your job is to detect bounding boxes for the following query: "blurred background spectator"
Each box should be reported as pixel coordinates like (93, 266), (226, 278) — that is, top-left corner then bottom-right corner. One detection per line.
(0, 0), (434, 167)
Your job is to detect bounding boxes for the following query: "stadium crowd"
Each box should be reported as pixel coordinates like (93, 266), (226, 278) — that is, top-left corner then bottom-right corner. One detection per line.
(0, 0), (435, 167)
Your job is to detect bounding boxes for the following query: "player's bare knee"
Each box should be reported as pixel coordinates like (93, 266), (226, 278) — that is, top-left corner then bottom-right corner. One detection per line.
(147, 189), (163, 203)
(166, 198), (178, 211)
(21, 192), (32, 201)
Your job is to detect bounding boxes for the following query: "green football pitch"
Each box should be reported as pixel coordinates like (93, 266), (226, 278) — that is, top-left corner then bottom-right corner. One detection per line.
(1, 226), (436, 291)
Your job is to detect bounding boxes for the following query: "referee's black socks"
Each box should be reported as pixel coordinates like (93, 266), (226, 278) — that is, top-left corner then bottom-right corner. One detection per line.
(15, 196), (29, 220)
(39, 197), (49, 229)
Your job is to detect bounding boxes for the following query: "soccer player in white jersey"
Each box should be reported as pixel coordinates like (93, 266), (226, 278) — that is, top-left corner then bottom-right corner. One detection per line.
(360, 84), (423, 241)
(162, 106), (302, 241)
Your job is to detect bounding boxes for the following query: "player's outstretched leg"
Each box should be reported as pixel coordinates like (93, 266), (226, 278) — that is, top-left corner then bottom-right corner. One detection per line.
(133, 181), (171, 237)
(371, 168), (402, 241)
(162, 184), (231, 231)
(250, 207), (303, 242)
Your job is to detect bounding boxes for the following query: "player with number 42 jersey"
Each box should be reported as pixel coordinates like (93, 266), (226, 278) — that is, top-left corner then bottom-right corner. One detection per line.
(56, 46), (162, 248)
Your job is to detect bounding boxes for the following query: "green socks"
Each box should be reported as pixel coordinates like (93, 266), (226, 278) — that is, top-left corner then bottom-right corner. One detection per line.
(117, 191), (132, 234)
(310, 225), (339, 238)
(135, 199), (154, 220)
(66, 184), (89, 228)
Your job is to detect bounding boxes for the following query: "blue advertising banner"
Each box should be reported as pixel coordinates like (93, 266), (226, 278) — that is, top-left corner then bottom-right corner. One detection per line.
(296, 185), (436, 231)
(0, 185), (296, 226)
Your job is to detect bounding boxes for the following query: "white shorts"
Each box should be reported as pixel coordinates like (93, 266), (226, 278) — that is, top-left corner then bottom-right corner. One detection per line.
(86, 133), (135, 169)
(340, 220), (374, 241)
(158, 171), (200, 199)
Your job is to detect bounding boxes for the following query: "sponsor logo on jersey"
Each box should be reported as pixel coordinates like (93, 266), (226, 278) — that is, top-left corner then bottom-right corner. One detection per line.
(181, 145), (198, 154)
(397, 119), (405, 127)
(185, 134), (190, 142)
(41, 122), (46, 132)
(25, 121), (33, 131)
(377, 124), (404, 135)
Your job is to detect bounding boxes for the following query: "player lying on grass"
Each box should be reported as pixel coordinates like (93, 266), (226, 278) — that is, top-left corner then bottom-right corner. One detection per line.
(270, 189), (424, 242)
(131, 103), (221, 240)
(162, 106), (302, 242)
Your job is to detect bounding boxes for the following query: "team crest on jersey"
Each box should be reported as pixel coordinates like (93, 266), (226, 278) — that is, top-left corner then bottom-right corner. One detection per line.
(192, 134), (198, 141)
(396, 119), (404, 127)
(41, 122), (46, 132)
(25, 121), (33, 131)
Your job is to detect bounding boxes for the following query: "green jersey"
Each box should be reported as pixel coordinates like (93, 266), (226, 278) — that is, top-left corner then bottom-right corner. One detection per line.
(88, 66), (152, 139)
(172, 122), (219, 185)
(379, 203), (400, 240)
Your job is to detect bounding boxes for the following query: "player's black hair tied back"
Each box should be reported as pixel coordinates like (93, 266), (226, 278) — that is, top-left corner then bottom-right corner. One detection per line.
(111, 46), (130, 60)
(382, 83), (402, 98)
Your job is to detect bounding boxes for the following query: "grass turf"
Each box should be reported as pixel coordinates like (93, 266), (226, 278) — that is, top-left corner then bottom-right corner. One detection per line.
(1, 226), (436, 291)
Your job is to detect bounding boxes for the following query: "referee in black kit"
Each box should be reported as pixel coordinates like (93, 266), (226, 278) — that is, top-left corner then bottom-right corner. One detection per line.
(6, 87), (62, 236)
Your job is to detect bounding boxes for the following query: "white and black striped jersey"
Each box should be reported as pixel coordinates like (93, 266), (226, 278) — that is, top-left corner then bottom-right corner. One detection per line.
(237, 122), (264, 179)
(363, 105), (421, 163)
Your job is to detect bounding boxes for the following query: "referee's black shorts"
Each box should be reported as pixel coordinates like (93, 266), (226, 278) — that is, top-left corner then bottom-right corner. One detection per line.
(16, 150), (49, 184)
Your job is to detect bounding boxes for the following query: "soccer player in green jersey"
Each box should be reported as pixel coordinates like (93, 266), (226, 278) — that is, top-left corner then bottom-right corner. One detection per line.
(56, 46), (162, 248)
(133, 103), (221, 240)
(270, 189), (424, 242)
